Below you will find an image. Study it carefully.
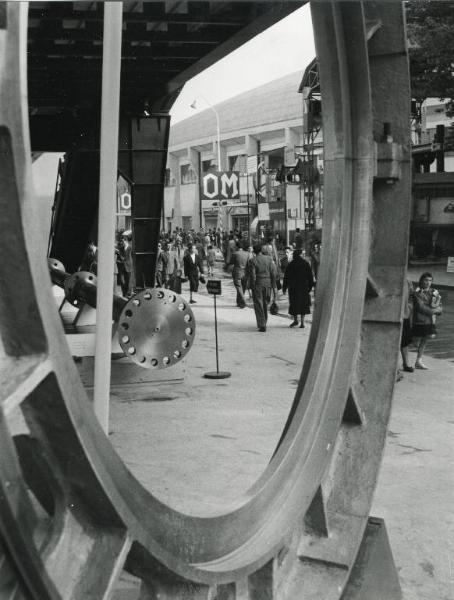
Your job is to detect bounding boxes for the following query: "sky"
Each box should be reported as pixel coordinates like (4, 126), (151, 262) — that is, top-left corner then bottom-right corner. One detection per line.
(169, 4), (315, 123)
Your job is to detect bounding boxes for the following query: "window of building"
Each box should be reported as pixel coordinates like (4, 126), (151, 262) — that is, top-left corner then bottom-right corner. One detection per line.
(182, 216), (192, 230)
(180, 164), (197, 184)
(229, 154), (247, 173)
(202, 159), (215, 173)
(165, 168), (176, 187)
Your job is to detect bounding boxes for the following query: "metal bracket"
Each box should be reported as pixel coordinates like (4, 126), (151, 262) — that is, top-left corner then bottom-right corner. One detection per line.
(374, 123), (404, 183)
(374, 140), (403, 183)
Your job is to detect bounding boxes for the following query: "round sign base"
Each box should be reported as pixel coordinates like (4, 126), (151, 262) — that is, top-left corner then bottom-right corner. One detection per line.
(204, 371), (231, 379)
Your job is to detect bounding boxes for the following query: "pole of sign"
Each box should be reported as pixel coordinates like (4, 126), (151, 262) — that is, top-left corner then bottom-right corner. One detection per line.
(246, 171), (251, 244)
(214, 294), (219, 373)
(204, 280), (230, 379)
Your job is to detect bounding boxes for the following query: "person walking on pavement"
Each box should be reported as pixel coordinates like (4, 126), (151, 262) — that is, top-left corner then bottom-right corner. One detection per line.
(231, 240), (249, 308)
(412, 272), (442, 370)
(206, 245), (216, 277)
(183, 243), (204, 304)
(282, 248), (314, 328)
(121, 233), (134, 296)
(400, 277), (415, 373)
(310, 242), (321, 284)
(294, 228), (303, 249)
(155, 242), (167, 287)
(249, 243), (277, 332)
(280, 246), (293, 278)
(164, 242), (180, 288)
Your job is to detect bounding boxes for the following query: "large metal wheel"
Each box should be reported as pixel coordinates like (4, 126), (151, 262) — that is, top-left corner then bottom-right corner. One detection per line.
(0, 2), (410, 599)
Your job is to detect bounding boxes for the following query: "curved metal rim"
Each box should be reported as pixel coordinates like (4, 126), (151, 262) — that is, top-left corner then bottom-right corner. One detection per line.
(0, 1), (410, 596)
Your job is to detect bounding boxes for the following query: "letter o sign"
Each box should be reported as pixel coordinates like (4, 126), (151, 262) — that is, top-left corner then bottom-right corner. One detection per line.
(202, 173), (219, 199)
(120, 193), (131, 211)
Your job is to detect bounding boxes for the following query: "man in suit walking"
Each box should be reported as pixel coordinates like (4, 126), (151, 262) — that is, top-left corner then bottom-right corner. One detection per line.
(230, 240), (249, 308)
(248, 244), (277, 332)
(183, 243), (204, 304)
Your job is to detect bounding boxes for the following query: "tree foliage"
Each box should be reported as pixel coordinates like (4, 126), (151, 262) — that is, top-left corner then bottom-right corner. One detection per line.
(406, 0), (454, 115)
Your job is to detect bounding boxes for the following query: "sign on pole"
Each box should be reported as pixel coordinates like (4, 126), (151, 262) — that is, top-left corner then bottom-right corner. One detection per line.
(247, 155), (258, 174)
(204, 279), (230, 379)
(207, 279), (222, 295)
(447, 257), (454, 273)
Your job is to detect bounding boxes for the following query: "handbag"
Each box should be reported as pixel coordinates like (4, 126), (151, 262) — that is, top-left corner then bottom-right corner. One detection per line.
(199, 274), (206, 284)
(270, 300), (279, 315)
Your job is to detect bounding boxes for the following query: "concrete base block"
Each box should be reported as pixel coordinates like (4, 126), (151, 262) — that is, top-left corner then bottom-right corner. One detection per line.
(341, 517), (401, 600)
(76, 355), (186, 388)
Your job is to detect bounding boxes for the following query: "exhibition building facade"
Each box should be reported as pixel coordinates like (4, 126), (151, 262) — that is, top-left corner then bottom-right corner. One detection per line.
(163, 70), (323, 245)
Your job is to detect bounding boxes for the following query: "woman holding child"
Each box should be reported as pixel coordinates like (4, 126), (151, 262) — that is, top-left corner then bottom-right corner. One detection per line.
(411, 272), (442, 370)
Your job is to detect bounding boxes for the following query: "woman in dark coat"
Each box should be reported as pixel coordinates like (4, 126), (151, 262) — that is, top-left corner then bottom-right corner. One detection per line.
(282, 248), (314, 328)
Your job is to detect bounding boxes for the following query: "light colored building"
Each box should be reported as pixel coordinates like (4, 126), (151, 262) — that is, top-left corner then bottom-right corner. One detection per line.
(164, 70), (323, 245)
(411, 99), (454, 262)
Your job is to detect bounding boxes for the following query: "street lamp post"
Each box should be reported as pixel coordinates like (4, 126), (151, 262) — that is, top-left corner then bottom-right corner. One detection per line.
(191, 97), (221, 169)
(191, 96), (223, 232)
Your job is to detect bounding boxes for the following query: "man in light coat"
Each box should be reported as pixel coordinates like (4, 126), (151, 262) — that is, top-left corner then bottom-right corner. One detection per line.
(248, 244), (277, 332)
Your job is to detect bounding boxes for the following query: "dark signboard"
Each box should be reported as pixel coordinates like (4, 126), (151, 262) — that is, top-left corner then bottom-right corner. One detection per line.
(206, 279), (222, 295)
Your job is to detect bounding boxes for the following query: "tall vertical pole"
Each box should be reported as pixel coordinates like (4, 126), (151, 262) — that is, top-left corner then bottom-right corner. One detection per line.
(246, 172), (251, 244)
(215, 111), (221, 170)
(93, 2), (123, 433)
(198, 151), (203, 229)
(213, 294), (219, 373)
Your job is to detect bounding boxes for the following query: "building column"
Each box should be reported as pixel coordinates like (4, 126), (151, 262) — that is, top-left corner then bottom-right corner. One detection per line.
(188, 146), (201, 228)
(118, 114), (171, 289)
(167, 153), (181, 228)
(285, 127), (300, 165)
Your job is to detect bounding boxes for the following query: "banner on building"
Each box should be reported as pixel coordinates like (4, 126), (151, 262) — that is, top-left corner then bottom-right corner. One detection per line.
(117, 173), (132, 215)
(247, 155), (258, 174)
(257, 202), (270, 221)
(201, 171), (240, 200)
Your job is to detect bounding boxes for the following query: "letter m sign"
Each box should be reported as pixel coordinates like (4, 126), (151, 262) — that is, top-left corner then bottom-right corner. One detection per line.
(201, 171), (240, 200)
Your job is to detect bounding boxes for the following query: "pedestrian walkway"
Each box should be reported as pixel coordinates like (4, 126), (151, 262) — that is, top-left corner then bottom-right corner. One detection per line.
(102, 266), (452, 600)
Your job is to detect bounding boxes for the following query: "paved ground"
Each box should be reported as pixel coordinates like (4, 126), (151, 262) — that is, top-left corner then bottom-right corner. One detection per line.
(102, 260), (453, 599)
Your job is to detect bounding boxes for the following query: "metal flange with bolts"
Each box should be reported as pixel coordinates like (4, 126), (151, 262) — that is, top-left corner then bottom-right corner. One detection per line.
(48, 258), (195, 368)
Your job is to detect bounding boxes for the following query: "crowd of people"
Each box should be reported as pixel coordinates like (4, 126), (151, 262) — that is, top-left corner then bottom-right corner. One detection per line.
(106, 226), (322, 333)
(80, 228), (444, 359)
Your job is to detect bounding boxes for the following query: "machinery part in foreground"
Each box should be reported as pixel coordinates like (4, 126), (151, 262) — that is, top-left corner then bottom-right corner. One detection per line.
(49, 258), (195, 368)
(48, 257), (128, 319)
(118, 289), (195, 369)
(0, 2), (410, 599)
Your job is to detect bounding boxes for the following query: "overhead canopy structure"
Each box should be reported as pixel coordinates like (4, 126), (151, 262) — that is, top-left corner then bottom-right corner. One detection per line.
(27, 0), (304, 145)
